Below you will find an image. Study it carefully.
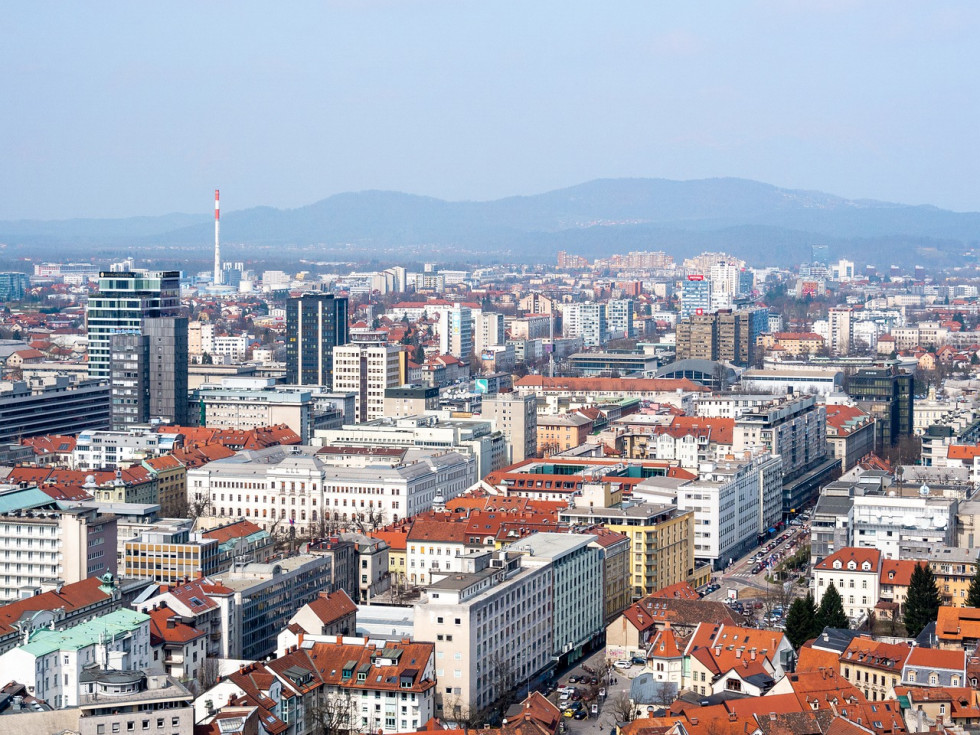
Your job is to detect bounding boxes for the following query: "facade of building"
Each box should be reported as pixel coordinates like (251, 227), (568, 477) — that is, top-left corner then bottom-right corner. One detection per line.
(285, 293), (350, 386)
(143, 316), (189, 425)
(438, 303), (473, 359)
(0, 376), (111, 443)
(332, 341), (402, 423)
(414, 549), (554, 720)
(0, 505), (118, 603)
(189, 444), (475, 535)
(195, 378), (316, 441)
(109, 333), (150, 429)
(86, 270), (181, 380)
(563, 303), (607, 347)
(481, 393), (538, 463)
(846, 364), (915, 451)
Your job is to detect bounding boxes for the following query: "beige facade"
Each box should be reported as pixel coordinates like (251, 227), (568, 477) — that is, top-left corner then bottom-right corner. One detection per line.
(333, 342), (402, 423)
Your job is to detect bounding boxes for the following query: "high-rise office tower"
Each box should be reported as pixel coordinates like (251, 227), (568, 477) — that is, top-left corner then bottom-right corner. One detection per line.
(286, 293), (349, 386)
(110, 333), (150, 429)
(144, 316), (189, 425)
(109, 317), (188, 429)
(680, 276), (712, 319)
(86, 271), (181, 379)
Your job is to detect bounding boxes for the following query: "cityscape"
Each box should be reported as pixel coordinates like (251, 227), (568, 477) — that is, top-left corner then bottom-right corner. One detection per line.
(2, 4), (980, 735)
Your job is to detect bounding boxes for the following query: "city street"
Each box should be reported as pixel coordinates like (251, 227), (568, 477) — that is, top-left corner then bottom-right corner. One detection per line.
(545, 647), (638, 735)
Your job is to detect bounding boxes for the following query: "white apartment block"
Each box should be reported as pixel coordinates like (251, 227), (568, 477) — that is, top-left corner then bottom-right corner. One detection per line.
(562, 303), (607, 347)
(188, 321), (215, 356)
(829, 307), (853, 356)
(732, 394), (827, 481)
(0, 504), (117, 603)
(73, 428), (179, 470)
(438, 304), (473, 359)
(188, 444), (475, 533)
(474, 312), (506, 355)
(333, 342), (402, 423)
(212, 335), (249, 362)
(414, 550), (554, 721)
(0, 608), (153, 708)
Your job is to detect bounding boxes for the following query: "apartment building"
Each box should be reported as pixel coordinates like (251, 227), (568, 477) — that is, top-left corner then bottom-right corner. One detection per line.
(813, 547), (882, 622)
(481, 392), (538, 463)
(73, 428), (179, 470)
(414, 549), (554, 720)
(559, 498), (696, 598)
(0, 504), (118, 603)
(333, 340), (403, 423)
(0, 608), (152, 708)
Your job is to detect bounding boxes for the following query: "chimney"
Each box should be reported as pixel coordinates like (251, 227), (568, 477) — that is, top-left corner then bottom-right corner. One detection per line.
(729, 712), (737, 722)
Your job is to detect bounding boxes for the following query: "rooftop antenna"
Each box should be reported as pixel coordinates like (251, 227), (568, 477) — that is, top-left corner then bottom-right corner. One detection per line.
(213, 189), (222, 286)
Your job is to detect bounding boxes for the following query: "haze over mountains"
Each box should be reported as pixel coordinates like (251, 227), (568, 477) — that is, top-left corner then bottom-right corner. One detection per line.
(2, 178), (979, 267)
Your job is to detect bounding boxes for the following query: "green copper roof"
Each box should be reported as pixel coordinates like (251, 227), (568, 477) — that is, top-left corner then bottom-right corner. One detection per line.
(19, 608), (149, 657)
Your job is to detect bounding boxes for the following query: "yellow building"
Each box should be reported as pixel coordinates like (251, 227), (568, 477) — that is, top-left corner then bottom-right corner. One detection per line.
(560, 494), (696, 599)
(143, 455), (187, 515)
(926, 547), (980, 607)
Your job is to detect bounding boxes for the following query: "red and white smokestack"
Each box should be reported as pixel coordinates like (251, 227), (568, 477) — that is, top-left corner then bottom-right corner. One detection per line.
(213, 189), (222, 285)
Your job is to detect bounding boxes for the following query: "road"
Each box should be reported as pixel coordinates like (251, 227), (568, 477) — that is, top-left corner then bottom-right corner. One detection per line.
(544, 647), (636, 735)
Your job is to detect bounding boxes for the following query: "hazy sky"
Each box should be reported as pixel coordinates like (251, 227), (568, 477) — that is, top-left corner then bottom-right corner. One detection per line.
(3, 1), (979, 219)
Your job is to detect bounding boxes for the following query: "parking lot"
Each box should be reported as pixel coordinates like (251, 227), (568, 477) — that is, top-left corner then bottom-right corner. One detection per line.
(543, 647), (639, 735)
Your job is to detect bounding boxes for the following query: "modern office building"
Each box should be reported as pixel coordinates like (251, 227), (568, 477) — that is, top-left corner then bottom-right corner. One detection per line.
(285, 293), (349, 386)
(414, 549), (554, 720)
(0, 376), (110, 443)
(680, 275), (712, 319)
(846, 364), (915, 452)
(0, 272), (30, 301)
(194, 377), (318, 441)
(85, 270), (181, 380)
(109, 333), (150, 429)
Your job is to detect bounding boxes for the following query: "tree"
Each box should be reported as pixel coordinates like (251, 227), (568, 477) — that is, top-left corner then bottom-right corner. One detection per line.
(817, 582), (849, 630)
(609, 691), (635, 723)
(904, 563), (942, 637)
(308, 690), (357, 735)
(785, 592), (820, 648)
(201, 351), (214, 364)
(967, 565), (980, 608)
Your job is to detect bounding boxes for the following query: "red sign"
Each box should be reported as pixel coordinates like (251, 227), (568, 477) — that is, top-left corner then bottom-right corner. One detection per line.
(687, 274), (705, 281)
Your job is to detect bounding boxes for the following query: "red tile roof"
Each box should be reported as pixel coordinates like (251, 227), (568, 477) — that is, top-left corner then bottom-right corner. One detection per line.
(0, 577), (113, 638)
(303, 589), (357, 627)
(813, 547), (882, 572)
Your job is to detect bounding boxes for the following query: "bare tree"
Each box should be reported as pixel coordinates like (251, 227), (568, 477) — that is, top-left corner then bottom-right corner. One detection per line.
(653, 681), (676, 709)
(308, 689), (357, 735)
(609, 692), (635, 723)
(193, 656), (221, 695)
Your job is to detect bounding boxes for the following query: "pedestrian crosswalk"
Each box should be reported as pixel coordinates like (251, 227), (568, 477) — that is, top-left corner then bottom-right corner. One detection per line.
(728, 571), (756, 578)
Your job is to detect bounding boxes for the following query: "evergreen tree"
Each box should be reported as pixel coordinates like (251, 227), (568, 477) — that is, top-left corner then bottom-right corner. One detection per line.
(785, 592), (820, 648)
(967, 565), (980, 608)
(904, 563), (942, 637)
(817, 581), (849, 630)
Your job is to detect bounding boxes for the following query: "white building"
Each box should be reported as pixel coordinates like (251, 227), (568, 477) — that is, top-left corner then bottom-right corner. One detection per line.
(195, 377), (316, 441)
(313, 414), (507, 479)
(562, 303), (607, 347)
(634, 453), (783, 569)
(189, 444), (475, 533)
(73, 428), (179, 470)
(0, 608), (153, 708)
(414, 549), (553, 721)
(829, 307), (853, 356)
(606, 299), (635, 339)
(439, 303), (473, 359)
(332, 341), (402, 423)
(812, 547), (881, 622)
(474, 312), (506, 355)
(212, 335), (249, 362)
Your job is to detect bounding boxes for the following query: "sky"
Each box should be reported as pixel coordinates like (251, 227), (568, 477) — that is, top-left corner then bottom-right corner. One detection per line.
(2, 1), (979, 220)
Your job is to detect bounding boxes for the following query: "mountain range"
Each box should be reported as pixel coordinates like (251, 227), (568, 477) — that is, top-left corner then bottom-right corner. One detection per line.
(2, 178), (979, 267)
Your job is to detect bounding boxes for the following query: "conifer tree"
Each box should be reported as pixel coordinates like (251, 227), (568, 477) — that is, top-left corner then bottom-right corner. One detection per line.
(904, 563), (942, 638)
(966, 565), (980, 608)
(785, 592), (820, 648)
(817, 581), (849, 630)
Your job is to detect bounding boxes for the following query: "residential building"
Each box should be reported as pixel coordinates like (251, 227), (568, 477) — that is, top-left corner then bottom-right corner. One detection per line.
(825, 404), (877, 471)
(146, 605), (208, 682)
(383, 384), (440, 418)
(901, 647), (967, 689)
(607, 299), (635, 339)
(481, 392), (538, 463)
(675, 308), (768, 367)
(813, 547), (882, 622)
(0, 504), (118, 603)
(439, 303), (473, 359)
(563, 302), (607, 347)
(474, 312), (506, 355)
(839, 637), (909, 701)
(282, 588), (357, 638)
(72, 427), (177, 470)
(559, 497), (696, 598)
(332, 340), (403, 423)
(536, 413), (593, 456)
(829, 307), (854, 355)
(85, 270), (181, 380)
(285, 292), (350, 386)
(0, 608), (152, 708)
(0, 272), (30, 301)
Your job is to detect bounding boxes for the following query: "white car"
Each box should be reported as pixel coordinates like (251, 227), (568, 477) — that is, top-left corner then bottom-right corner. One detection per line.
(613, 660), (631, 670)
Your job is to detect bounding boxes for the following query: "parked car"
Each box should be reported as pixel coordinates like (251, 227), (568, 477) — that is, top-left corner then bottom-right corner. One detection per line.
(613, 660), (631, 670)
(574, 711), (589, 720)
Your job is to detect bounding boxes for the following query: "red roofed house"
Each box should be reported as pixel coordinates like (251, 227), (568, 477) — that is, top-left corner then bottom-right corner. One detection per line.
(824, 404), (876, 471)
(901, 647), (968, 689)
(839, 637), (911, 701)
(147, 603), (208, 682)
(283, 589), (357, 640)
(878, 559), (927, 611)
(683, 622), (795, 697)
(813, 548), (883, 622)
